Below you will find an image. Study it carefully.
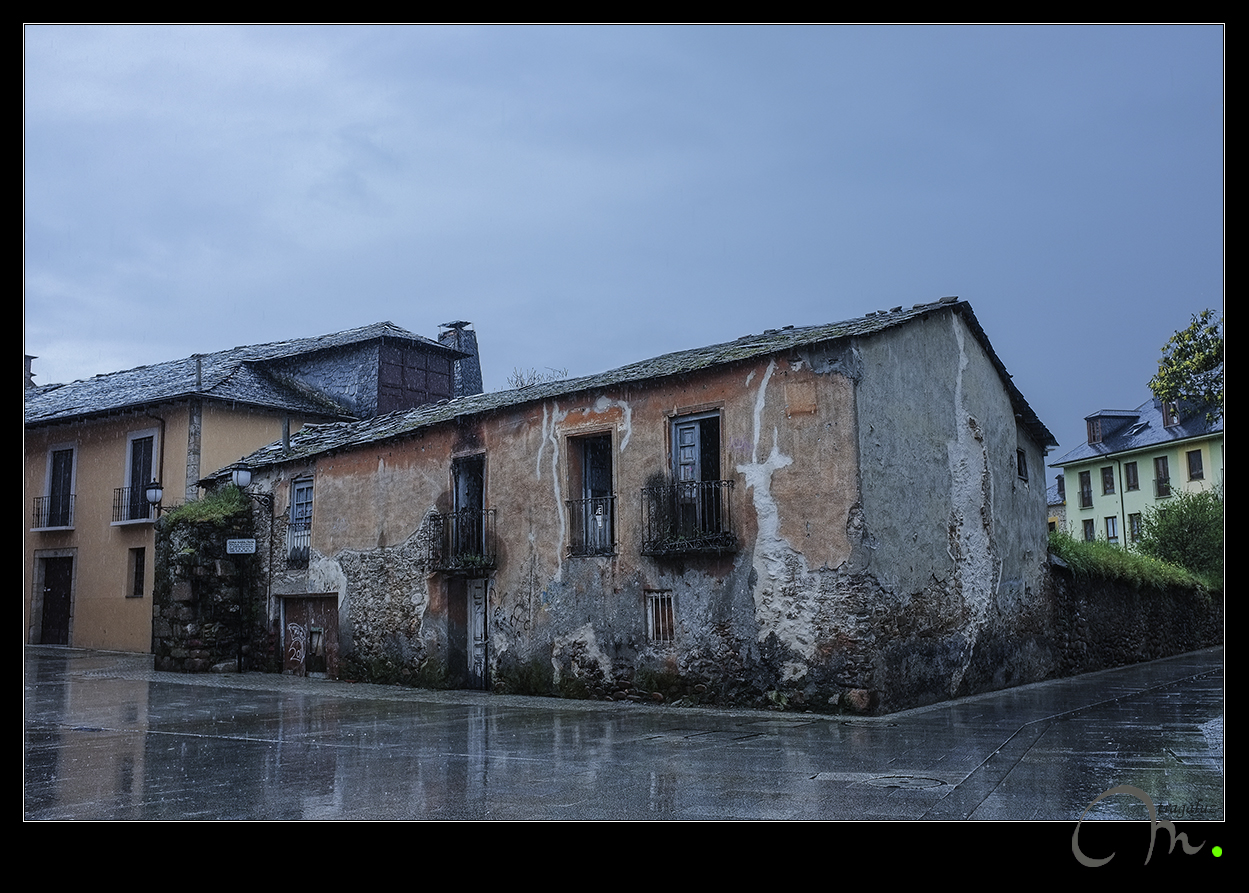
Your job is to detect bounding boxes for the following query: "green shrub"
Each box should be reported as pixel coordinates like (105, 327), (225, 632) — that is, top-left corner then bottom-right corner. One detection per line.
(1048, 529), (1208, 591)
(1137, 488), (1224, 587)
(163, 486), (250, 527)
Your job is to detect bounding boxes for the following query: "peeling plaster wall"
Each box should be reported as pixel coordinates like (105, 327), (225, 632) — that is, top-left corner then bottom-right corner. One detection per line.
(240, 317), (1051, 712)
(851, 312), (1050, 708)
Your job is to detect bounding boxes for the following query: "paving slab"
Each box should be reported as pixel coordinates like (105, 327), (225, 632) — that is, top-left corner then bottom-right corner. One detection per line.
(24, 645), (1223, 822)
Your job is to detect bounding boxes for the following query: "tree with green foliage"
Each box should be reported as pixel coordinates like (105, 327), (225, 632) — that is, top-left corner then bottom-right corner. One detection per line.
(1137, 488), (1224, 587)
(1148, 309), (1223, 422)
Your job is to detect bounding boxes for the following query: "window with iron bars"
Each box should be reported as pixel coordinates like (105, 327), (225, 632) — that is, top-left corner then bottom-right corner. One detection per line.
(647, 590), (675, 644)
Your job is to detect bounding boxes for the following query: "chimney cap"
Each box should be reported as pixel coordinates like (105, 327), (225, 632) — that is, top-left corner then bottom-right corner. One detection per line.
(440, 320), (473, 330)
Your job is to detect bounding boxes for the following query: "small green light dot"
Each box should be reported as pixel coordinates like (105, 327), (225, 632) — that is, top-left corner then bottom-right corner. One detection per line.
(1212, 846), (1222, 858)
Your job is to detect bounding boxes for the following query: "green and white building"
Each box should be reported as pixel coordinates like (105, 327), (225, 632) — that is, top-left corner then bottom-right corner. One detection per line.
(1051, 398), (1223, 546)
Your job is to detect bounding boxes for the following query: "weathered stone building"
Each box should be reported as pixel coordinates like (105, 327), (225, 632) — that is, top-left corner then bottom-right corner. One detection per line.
(209, 299), (1059, 712)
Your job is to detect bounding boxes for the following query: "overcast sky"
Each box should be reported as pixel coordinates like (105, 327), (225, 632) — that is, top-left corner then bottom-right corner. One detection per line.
(24, 24), (1223, 464)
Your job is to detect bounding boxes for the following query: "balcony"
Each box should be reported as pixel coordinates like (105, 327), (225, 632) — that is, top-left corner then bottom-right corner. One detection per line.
(641, 480), (737, 557)
(1154, 477), (1172, 499)
(112, 487), (155, 523)
(567, 496), (616, 556)
(428, 508), (497, 573)
(287, 518), (311, 564)
(32, 495), (74, 529)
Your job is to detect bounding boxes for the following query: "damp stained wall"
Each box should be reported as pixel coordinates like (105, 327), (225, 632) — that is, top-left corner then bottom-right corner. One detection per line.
(251, 354), (862, 683)
(852, 312), (1050, 704)
(244, 314), (1051, 711)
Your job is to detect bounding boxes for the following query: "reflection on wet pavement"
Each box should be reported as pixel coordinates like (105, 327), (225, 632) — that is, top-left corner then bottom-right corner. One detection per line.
(24, 646), (1223, 821)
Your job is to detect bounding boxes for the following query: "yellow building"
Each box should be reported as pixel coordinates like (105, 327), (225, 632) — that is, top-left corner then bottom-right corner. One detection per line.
(25, 322), (477, 652)
(1051, 398), (1223, 547)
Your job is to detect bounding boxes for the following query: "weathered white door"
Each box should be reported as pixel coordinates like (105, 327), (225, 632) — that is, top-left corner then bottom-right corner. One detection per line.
(468, 579), (488, 689)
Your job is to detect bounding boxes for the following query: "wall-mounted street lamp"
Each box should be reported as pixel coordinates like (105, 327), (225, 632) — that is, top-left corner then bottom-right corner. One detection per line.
(229, 460), (274, 511)
(144, 479), (164, 517)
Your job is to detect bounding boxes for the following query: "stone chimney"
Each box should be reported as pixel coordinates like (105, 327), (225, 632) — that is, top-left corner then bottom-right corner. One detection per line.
(439, 321), (483, 397)
(25, 355), (35, 389)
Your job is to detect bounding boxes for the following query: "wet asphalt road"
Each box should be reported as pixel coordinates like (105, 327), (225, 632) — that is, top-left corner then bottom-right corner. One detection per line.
(24, 645), (1222, 821)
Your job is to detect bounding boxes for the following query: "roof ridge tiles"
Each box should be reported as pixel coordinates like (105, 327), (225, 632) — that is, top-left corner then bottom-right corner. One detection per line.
(222, 299), (1057, 474)
(25, 321), (438, 426)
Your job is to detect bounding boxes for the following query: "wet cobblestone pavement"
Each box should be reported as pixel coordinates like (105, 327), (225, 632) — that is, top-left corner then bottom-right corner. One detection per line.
(24, 645), (1223, 821)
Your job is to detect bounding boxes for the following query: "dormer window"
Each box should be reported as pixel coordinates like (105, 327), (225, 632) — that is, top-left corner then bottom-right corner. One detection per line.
(1162, 402), (1180, 427)
(1087, 418), (1102, 444)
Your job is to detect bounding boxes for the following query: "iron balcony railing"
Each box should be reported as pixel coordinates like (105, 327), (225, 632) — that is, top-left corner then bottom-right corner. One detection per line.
(287, 517), (312, 564)
(428, 508), (497, 573)
(567, 495), (616, 556)
(1154, 477), (1172, 498)
(112, 487), (155, 522)
(640, 480), (737, 557)
(32, 495), (75, 529)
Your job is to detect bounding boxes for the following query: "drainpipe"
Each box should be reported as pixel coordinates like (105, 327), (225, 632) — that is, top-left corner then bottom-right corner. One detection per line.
(1116, 460), (1127, 549)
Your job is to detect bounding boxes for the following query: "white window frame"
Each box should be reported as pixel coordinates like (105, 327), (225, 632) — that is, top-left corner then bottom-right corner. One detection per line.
(127, 547), (146, 598)
(288, 477), (313, 562)
(124, 427), (160, 490)
(115, 427), (160, 524)
(1187, 449), (1204, 481)
(36, 442), (77, 529)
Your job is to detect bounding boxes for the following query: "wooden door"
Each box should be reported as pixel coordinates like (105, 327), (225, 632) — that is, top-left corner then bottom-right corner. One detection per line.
(40, 557), (73, 645)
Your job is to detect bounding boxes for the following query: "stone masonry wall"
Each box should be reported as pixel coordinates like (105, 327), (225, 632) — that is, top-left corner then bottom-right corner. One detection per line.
(152, 503), (268, 673)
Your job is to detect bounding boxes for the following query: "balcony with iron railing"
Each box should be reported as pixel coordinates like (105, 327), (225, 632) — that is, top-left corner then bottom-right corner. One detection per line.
(32, 495), (74, 529)
(287, 517), (311, 564)
(1154, 477), (1172, 498)
(113, 487), (156, 523)
(428, 508), (497, 573)
(640, 480), (737, 557)
(567, 495), (615, 556)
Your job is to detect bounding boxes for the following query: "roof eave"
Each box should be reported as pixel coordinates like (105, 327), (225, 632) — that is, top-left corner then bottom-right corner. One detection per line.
(25, 390), (355, 429)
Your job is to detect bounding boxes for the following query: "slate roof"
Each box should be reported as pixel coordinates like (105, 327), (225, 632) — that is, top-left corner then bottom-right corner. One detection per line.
(222, 298), (1057, 477)
(1051, 397), (1223, 467)
(24, 322), (455, 426)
